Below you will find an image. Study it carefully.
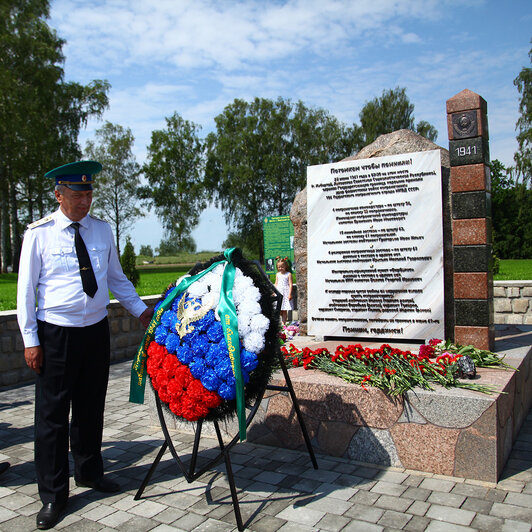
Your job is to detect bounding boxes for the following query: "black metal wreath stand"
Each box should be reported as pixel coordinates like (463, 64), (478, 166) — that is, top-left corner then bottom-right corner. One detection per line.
(134, 352), (317, 531)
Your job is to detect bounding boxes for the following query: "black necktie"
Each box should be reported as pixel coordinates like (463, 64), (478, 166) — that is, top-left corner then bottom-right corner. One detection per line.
(71, 222), (98, 298)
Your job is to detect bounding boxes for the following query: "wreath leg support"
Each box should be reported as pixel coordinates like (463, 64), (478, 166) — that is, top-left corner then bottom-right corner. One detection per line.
(267, 351), (318, 470)
(213, 420), (243, 530)
(133, 440), (168, 501)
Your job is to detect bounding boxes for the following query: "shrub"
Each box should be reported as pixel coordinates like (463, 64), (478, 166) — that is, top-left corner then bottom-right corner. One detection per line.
(121, 237), (140, 287)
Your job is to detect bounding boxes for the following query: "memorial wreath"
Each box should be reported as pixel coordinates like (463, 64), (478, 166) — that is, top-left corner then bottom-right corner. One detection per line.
(130, 248), (280, 440)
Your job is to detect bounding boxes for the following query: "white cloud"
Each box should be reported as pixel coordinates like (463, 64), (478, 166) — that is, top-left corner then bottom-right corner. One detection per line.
(51, 0), (451, 75)
(402, 32), (422, 44)
(49, 0), (528, 248)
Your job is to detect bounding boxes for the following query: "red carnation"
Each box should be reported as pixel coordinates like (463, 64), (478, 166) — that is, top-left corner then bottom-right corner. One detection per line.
(428, 338), (443, 346)
(167, 378), (184, 398)
(169, 398), (183, 416)
(180, 395), (205, 421)
(147, 357), (160, 374)
(158, 387), (171, 403)
(155, 370), (170, 389)
(203, 390), (222, 408)
(175, 365), (193, 387)
(418, 344), (435, 359)
(162, 355), (179, 376)
(148, 341), (167, 361)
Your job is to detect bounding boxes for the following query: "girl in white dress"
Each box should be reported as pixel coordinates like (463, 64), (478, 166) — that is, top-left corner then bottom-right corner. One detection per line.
(274, 258), (293, 324)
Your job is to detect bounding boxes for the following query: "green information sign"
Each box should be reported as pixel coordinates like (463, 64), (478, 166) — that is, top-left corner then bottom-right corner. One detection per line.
(263, 215), (295, 274)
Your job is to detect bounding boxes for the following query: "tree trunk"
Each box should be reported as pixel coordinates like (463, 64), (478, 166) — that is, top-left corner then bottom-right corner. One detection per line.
(257, 216), (265, 265)
(115, 224), (121, 258)
(0, 197), (11, 273)
(26, 173), (34, 222)
(9, 177), (21, 273)
(0, 165), (11, 273)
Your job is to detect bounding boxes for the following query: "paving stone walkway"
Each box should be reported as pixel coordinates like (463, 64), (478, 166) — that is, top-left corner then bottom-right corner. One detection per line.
(0, 360), (530, 531)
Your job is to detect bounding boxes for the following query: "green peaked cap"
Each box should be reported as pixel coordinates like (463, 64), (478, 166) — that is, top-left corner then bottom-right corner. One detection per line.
(45, 160), (102, 191)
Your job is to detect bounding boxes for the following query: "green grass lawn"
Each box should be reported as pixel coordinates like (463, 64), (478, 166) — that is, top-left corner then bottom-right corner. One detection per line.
(0, 266), (191, 311)
(494, 259), (532, 281)
(135, 266), (190, 297)
(1, 259), (530, 312)
(0, 273), (18, 312)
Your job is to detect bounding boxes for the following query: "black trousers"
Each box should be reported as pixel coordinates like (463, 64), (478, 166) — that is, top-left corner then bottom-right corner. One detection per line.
(35, 318), (110, 504)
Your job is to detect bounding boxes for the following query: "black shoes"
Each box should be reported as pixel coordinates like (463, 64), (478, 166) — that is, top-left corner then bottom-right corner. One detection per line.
(75, 476), (120, 493)
(36, 502), (66, 530)
(36, 477), (119, 528)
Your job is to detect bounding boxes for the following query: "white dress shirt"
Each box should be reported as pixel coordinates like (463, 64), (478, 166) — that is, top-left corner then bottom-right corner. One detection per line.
(17, 208), (147, 348)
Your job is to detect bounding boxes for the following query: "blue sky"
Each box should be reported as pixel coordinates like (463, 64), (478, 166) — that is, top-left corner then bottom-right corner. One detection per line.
(49, 0), (531, 252)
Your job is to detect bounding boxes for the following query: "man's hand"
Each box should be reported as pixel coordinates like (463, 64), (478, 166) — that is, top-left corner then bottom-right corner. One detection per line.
(139, 308), (154, 328)
(25, 346), (43, 374)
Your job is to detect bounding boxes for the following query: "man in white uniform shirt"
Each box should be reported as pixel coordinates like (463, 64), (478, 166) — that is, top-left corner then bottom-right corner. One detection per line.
(17, 161), (152, 530)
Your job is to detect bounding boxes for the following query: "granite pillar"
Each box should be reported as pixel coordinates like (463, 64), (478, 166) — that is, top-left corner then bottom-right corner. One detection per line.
(447, 89), (494, 350)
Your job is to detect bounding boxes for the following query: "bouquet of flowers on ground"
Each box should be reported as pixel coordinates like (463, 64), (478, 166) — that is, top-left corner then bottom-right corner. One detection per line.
(281, 338), (512, 396)
(279, 321), (299, 342)
(419, 338), (515, 369)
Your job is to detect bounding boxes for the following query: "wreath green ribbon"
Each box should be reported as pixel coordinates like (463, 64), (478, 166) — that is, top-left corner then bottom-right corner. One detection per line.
(129, 248), (248, 440)
(216, 249), (246, 441)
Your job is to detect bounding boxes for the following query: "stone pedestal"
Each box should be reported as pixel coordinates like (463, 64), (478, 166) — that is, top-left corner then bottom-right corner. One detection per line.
(244, 330), (531, 483)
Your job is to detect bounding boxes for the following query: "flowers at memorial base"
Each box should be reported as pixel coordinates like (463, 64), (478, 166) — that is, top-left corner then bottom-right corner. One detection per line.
(422, 338), (515, 369)
(279, 321), (299, 342)
(281, 340), (511, 396)
(418, 344), (435, 358)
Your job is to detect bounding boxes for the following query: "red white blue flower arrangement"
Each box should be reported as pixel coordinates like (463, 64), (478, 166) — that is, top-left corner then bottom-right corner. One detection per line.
(133, 250), (279, 431)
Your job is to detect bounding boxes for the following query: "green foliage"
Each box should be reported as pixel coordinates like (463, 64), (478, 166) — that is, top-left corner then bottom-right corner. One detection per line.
(85, 121), (142, 256)
(491, 159), (514, 192)
(135, 251), (219, 266)
(205, 97), (352, 263)
(0, 0), (109, 272)
(491, 159), (532, 258)
(491, 254), (500, 275)
(138, 112), (206, 251)
(513, 40), (531, 185)
(493, 40), (532, 259)
(222, 232), (259, 261)
(156, 235), (197, 256)
(357, 87), (438, 146)
(120, 237), (139, 287)
(139, 244), (154, 257)
(415, 120), (438, 142)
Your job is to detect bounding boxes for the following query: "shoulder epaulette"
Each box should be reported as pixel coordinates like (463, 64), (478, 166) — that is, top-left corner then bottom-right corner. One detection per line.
(27, 215), (53, 229)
